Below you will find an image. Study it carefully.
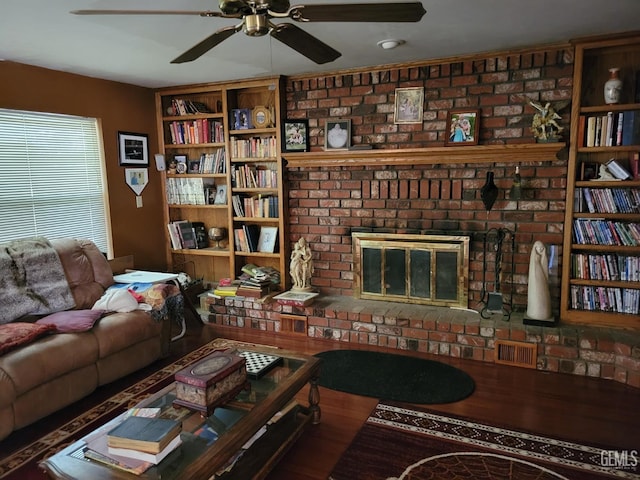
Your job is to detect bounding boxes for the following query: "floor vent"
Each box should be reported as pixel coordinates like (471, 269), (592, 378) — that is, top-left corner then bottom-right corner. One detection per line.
(495, 340), (537, 369)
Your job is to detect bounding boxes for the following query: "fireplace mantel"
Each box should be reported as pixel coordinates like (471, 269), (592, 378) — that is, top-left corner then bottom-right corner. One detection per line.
(283, 143), (566, 168)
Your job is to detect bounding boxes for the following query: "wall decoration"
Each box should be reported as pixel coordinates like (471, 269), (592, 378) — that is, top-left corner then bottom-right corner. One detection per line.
(394, 87), (424, 124)
(124, 168), (148, 196)
(252, 105), (272, 128)
(324, 120), (351, 150)
(445, 110), (480, 146)
(283, 120), (310, 152)
(118, 131), (149, 166)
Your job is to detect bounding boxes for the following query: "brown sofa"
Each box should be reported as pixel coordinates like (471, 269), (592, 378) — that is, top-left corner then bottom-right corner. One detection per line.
(0, 238), (171, 441)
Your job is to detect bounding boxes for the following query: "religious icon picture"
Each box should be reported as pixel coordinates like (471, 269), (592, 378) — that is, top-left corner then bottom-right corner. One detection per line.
(445, 109), (480, 146)
(394, 87), (424, 124)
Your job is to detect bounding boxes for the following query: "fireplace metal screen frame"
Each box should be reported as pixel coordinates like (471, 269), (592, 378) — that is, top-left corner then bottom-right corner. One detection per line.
(352, 233), (469, 308)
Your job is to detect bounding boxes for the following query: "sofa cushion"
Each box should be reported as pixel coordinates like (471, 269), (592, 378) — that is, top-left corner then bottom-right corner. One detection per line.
(36, 309), (106, 333)
(50, 238), (114, 309)
(91, 311), (161, 359)
(0, 332), (99, 397)
(0, 322), (57, 356)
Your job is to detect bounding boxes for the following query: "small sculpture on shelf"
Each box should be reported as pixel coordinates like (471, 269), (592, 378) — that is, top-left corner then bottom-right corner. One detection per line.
(529, 100), (569, 142)
(524, 240), (556, 326)
(290, 237), (313, 292)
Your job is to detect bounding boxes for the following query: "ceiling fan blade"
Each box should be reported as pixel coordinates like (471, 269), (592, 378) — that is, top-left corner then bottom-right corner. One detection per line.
(271, 23), (341, 64)
(289, 2), (426, 22)
(71, 10), (232, 17)
(171, 25), (240, 64)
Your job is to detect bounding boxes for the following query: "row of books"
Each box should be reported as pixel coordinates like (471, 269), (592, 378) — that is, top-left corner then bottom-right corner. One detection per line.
(167, 220), (207, 250)
(570, 285), (640, 315)
(169, 98), (214, 115)
(167, 119), (224, 145)
(578, 110), (640, 147)
(572, 219), (640, 246)
(575, 187), (640, 214)
(570, 253), (640, 282)
(231, 164), (278, 188)
(233, 225), (278, 253)
(230, 136), (278, 159)
(232, 194), (279, 218)
(166, 177), (210, 205)
(192, 150), (227, 174)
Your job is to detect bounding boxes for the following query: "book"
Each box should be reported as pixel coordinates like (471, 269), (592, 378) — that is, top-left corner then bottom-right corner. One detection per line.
(107, 416), (181, 454)
(606, 159), (631, 180)
(108, 434), (182, 464)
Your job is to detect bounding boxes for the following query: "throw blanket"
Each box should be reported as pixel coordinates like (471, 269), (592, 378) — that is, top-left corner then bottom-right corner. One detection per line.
(0, 237), (75, 324)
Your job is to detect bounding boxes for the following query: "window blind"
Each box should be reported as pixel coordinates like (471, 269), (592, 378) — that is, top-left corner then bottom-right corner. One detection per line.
(0, 108), (111, 255)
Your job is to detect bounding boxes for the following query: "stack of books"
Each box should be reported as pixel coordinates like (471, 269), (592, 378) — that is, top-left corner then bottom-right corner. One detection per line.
(105, 416), (182, 464)
(236, 276), (272, 298)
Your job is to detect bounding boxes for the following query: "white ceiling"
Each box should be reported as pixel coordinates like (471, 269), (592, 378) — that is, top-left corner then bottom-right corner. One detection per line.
(2, 1), (640, 89)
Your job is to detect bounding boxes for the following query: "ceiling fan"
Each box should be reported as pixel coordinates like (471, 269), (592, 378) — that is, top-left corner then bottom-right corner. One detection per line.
(71, 1), (426, 65)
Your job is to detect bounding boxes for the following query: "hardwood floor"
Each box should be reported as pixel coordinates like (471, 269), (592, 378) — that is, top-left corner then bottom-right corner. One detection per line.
(3, 318), (639, 480)
(198, 323), (640, 480)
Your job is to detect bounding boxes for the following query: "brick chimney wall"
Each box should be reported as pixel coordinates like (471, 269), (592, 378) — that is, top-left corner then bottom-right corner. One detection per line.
(284, 46), (574, 313)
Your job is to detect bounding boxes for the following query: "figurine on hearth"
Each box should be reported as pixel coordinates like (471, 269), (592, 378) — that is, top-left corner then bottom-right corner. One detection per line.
(525, 240), (555, 324)
(290, 237), (313, 292)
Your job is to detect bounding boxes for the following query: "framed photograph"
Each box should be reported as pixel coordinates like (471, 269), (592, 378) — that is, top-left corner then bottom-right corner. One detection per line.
(445, 110), (480, 146)
(394, 87), (424, 124)
(188, 159), (201, 173)
(213, 184), (227, 205)
(232, 108), (252, 130)
(257, 226), (278, 253)
(325, 119), (351, 150)
(124, 168), (148, 196)
(283, 120), (310, 152)
(118, 131), (149, 166)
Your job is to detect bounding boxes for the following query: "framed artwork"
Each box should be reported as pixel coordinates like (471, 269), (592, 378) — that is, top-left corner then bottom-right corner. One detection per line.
(445, 109), (480, 146)
(232, 108), (252, 130)
(188, 159), (201, 173)
(283, 120), (310, 152)
(213, 184), (227, 205)
(118, 131), (149, 166)
(325, 119), (351, 150)
(394, 87), (424, 124)
(124, 168), (148, 196)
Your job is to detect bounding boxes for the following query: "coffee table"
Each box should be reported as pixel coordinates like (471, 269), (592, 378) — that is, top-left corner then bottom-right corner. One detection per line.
(40, 346), (321, 480)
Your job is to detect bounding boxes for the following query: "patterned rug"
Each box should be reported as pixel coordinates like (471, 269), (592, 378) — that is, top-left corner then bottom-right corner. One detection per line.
(330, 403), (640, 480)
(0, 338), (275, 479)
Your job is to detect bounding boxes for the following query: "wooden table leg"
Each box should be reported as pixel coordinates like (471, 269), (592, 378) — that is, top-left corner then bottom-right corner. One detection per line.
(308, 376), (321, 424)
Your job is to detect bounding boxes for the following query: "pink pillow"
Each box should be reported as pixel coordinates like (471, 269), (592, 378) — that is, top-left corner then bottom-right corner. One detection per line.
(0, 323), (57, 355)
(36, 309), (105, 333)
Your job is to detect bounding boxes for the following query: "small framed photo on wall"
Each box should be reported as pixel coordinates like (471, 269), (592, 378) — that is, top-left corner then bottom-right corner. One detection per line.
(394, 87), (424, 124)
(283, 120), (310, 152)
(118, 131), (149, 166)
(445, 110), (480, 146)
(324, 119), (351, 150)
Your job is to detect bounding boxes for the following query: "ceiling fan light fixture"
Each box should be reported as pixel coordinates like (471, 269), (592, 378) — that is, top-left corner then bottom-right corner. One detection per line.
(243, 13), (270, 36)
(377, 39), (405, 50)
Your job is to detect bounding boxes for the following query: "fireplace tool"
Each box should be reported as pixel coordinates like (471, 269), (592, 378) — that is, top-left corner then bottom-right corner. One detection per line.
(479, 227), (514, 319)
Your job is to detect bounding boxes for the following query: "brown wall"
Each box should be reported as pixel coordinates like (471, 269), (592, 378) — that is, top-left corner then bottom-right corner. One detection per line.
(0, 61), (166, 270)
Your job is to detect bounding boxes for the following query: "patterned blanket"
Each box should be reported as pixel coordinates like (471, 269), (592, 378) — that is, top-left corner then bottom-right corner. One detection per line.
(0, 237), (75, 324)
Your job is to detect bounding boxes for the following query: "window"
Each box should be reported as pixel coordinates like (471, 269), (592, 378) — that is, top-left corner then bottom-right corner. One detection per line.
(0, 108), (111, 255)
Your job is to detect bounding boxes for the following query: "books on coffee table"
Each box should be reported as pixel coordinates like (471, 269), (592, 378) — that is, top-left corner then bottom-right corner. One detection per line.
(108, 435), (182, 464)
(107, 416), (181, 454)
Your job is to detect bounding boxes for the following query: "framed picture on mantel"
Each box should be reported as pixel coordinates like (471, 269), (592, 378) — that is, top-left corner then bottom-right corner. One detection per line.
(445, 110), (480, 146)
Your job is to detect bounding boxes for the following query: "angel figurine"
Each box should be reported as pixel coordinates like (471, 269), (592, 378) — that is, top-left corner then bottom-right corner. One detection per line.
(529, 100), (569, 142)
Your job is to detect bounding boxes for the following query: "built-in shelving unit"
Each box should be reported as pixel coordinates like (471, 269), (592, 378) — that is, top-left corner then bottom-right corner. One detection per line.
(561, 32), (640, 329)
(155, 76), (288, 289)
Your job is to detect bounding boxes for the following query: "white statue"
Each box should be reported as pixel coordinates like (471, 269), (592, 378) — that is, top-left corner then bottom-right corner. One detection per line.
(526, 240), (553, 321)
(290, 237), (313, 291)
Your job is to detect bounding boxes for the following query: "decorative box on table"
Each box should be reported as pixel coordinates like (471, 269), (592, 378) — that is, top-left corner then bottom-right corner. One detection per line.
(173, 349), (248, 415)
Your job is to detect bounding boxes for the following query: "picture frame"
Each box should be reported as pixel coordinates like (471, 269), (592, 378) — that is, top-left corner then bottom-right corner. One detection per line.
(213, 184), (228, 205)
(118, 131), (149, 166)
(445, 109), (480, 146)
(324, 119), (351, 150)
(232, 108), (252, 130)
(124, 167), (148, 196)
(257, 226), (278, 253)
(283, 120), (310, 152)
(394, 87), (424, 124)
(188, 159), (201, 173)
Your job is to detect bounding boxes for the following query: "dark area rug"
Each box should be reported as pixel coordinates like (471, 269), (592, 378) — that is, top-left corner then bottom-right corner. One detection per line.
(329, 402), (640, 480)
(315, 349), (474, 404)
